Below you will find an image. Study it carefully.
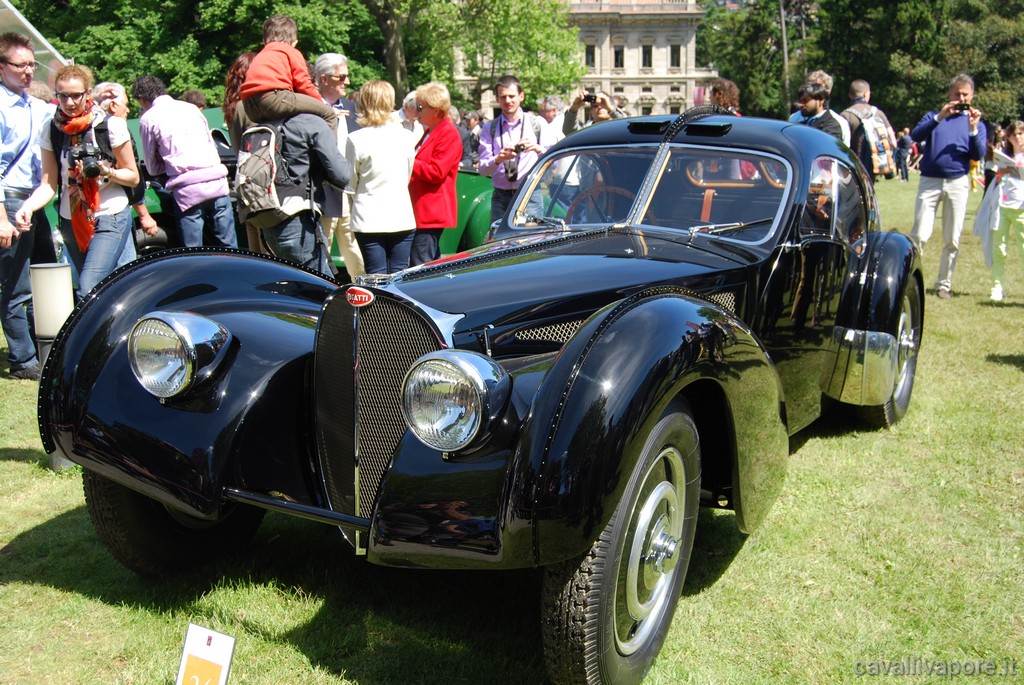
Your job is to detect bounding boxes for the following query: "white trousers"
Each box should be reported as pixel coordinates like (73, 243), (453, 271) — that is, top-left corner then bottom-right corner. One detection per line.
(910, 174), (969, 291)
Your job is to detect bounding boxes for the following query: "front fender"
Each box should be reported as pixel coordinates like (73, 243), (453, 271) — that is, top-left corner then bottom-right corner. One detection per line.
(39, 248), (338, 518)
(512, 288), (788, 566)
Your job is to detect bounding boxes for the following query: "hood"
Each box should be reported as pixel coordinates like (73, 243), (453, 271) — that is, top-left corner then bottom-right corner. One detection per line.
(390, 227), (750, 337)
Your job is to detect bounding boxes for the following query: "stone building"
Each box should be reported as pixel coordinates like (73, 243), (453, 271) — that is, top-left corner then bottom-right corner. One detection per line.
(570, 0), (717, 116)
(463, 0), (717, 117)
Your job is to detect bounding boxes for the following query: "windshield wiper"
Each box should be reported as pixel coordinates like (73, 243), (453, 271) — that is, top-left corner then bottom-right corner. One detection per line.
(521, 215), (567, 230)
(688, 216), (774, 235)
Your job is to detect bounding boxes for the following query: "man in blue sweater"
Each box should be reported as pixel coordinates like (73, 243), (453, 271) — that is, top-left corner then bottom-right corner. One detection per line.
(909, 74), (986, 299)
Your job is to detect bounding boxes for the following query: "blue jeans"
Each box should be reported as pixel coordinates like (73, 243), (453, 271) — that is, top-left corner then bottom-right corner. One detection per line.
(1, 197), (38, 369)
(176, 195), (237, 248)
(409, 229), (442, 267)
(60, 206), (132, 300)
(357, 231), (414, 274)
(261, 211), (331, 277)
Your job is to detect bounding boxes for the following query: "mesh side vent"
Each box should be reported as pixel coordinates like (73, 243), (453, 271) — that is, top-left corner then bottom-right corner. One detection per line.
(515, 319), (585, 343)
(706, 290), (736, 313)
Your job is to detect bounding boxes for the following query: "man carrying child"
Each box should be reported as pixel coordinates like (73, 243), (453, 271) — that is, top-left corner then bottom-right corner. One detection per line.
(239, 15), (338, 133)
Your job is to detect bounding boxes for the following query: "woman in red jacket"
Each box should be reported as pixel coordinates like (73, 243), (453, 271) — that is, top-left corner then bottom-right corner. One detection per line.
(409, 81), (463, 266)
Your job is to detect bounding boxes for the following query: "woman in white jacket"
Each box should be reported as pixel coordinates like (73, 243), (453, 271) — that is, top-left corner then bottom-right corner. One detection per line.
(345, 80), (417, 274)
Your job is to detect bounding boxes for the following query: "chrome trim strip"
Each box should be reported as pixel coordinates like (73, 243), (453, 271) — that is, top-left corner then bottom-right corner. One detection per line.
(223, 488), (370, 531)
(820, 326), (898, 406)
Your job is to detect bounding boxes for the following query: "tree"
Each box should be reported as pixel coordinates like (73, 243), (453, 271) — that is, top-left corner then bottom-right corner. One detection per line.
(696, 0), (791, 117)
(455, 0), (585, 105)
(17, 0), (379, 104)
(810, 0), (951, 128)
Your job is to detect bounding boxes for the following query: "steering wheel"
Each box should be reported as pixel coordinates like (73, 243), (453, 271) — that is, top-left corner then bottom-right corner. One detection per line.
(566, 186), (637, 224)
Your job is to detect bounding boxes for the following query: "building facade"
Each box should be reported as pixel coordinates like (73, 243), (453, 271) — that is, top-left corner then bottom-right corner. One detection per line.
(462, 0), (717, 117)
(570, 0), (716, 116)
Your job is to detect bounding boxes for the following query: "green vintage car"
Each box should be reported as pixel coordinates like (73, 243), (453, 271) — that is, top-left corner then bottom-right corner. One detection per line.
(72, 107), (495, 276)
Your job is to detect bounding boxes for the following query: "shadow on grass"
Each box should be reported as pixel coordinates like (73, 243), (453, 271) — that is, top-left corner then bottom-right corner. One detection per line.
(986, 353), (1024, 372)
(0, 466), (754, 684)
(0, 503), (548, 684)
(684, 508), (747, 596)
(0, 446), (49, 468)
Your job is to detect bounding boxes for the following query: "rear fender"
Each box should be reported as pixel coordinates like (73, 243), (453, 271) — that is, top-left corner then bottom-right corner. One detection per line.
(822, 231), (923, 405)
(510, 288), (789, 566)
(39, 249), (338, 518)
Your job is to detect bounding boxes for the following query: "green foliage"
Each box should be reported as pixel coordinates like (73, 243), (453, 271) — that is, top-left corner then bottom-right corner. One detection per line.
(455, 0), (586, 105)
(702, 0), (1024, 132)
(17, 0), (381, 105)
(696, 0), (790, 117)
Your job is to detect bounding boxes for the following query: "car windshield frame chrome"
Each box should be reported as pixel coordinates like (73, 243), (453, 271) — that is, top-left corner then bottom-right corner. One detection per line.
(509, 142), (794, 248)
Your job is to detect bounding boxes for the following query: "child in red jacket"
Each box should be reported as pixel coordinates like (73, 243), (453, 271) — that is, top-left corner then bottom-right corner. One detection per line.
(240, 15), (337, 132)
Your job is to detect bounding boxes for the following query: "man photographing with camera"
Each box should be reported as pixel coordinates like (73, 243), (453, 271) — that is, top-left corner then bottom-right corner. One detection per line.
(563, 86), (626, 136)
(478, 74), (545, 223)
(908, 73), (986, 300)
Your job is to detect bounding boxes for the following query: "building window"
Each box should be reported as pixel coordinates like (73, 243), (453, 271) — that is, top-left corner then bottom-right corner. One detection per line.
(669, 106), (681, 114)
(585, 45), (595, 69)
(642, 85), (652, 93)
(670, 45), (681, 69)
(642, 107), (653, 116)
(642, 45), (652, 69)
(613, 45), (624, 69)
(670, 84), (680, 93)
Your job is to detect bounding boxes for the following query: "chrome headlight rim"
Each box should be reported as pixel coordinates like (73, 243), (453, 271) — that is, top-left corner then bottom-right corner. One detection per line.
(128, 311), (230, 399)
(401, 350), (510, 453)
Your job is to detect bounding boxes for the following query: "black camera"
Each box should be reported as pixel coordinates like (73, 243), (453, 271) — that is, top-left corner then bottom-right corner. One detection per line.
(583, 93), (597, 104)
(954, 102), (971, 113)
(70, 142), (103, 179)
(513, 142), (527, 154)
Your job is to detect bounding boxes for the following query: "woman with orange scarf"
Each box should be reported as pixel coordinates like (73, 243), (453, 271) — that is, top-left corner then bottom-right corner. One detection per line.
(15, 65), (139, 300)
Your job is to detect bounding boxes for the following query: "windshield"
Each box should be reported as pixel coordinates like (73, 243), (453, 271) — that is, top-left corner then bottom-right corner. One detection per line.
(510, 145), (791, 243)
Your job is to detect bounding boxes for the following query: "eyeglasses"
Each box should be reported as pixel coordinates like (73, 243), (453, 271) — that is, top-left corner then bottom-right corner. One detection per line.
(325, 73), (349, 81)
(3, 60), (38, 71)
(416, 104), (424, 112)
(56, 91), (87, 102)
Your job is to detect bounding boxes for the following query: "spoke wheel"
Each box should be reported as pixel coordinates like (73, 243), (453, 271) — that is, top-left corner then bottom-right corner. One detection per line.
(858, 276), (923, 427)
(542, 401), (700, 685)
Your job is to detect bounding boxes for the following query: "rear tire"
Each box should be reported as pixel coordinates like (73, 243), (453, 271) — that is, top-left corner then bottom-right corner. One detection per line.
(541, 401), (700, 684)
(857, 276), (923, 428)
(83, 470), (265, 578)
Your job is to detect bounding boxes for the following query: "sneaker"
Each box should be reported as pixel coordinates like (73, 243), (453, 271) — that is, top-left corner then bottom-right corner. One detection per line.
(9, 364), (40, 380)
(991, 284), (1004, 302)
(937, 288), (952, 300)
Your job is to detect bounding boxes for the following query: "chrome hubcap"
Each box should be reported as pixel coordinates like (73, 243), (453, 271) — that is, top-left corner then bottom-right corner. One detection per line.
(615, 445), (686, 655)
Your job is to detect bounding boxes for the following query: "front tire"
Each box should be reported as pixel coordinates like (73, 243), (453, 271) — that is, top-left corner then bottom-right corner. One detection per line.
(83, 470), (265, 578)
(541, 401), (701, 684)
(857, 276), (923, 428)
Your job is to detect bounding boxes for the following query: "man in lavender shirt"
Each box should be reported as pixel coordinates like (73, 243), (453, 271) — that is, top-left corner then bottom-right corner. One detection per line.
(478, 74), (546, 223)
(133, 76), (237, 248)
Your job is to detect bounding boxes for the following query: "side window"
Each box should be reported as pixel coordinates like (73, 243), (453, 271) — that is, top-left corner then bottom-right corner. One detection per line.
(834, 163), (867, 243)
(799, 157), (865, 243)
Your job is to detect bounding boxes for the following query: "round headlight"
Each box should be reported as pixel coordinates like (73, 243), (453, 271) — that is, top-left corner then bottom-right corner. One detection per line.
(128, 317), (192, 398)
(128, 312), (230, 399)
(402, 351), (509, 453)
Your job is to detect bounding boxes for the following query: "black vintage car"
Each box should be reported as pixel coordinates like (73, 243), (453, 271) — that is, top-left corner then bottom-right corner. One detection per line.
(38, 107), (923, 684)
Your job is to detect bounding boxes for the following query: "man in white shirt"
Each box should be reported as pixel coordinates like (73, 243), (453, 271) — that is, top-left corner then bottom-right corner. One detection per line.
(313, 52), (364, 279)
(0, 32), (50, 379)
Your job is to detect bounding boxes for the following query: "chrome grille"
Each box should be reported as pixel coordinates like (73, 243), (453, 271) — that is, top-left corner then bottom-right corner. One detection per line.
(315, 290), (442, 522)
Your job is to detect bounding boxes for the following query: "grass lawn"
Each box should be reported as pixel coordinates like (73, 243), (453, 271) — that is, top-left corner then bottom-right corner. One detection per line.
(1, 177), (1021, 684)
